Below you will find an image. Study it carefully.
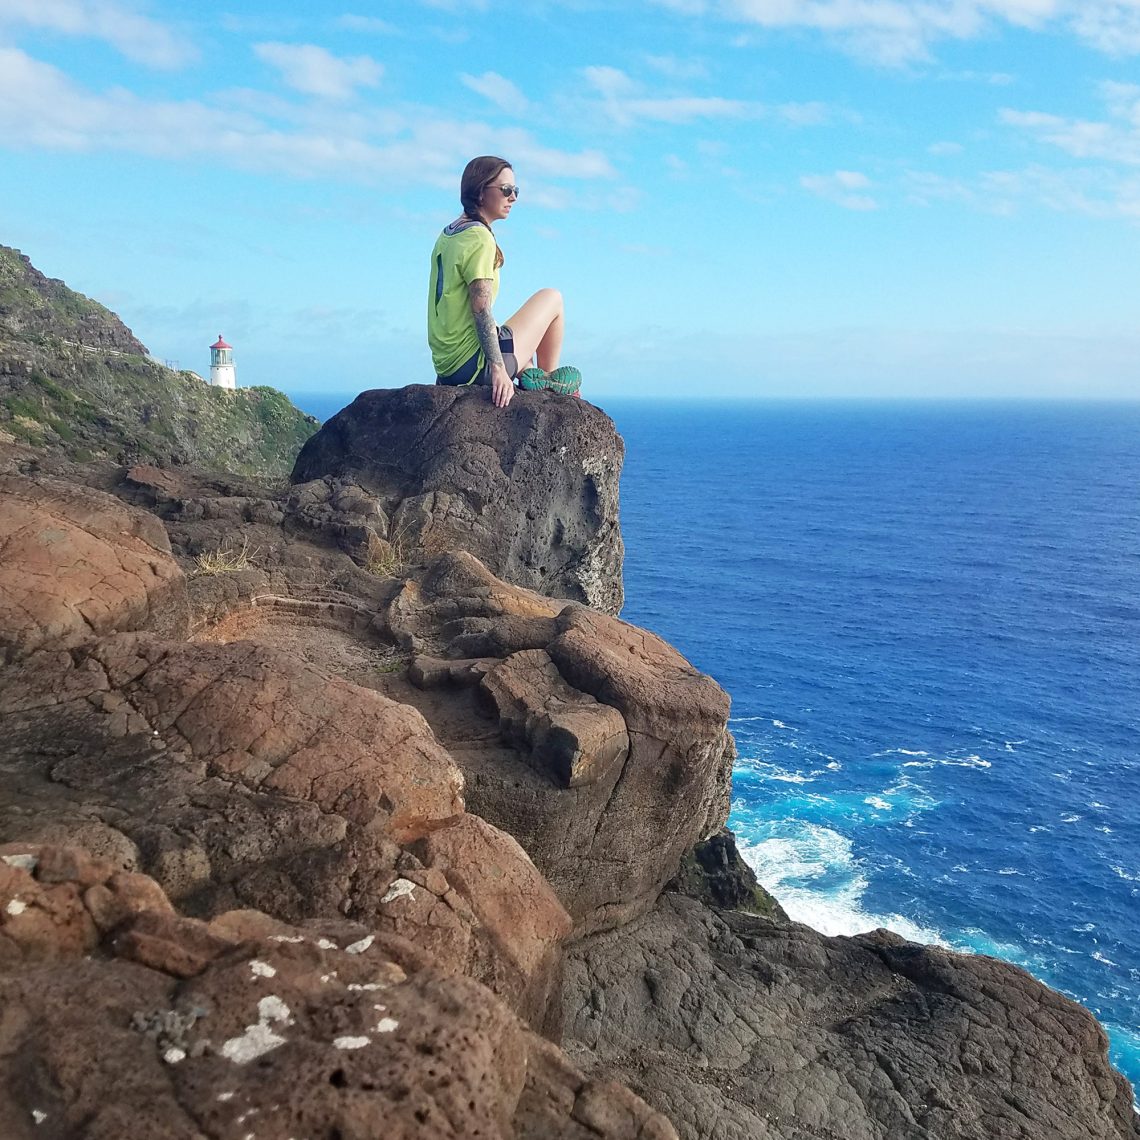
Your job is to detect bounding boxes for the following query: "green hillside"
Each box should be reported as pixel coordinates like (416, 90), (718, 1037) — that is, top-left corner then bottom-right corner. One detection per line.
(0, 245), (319, 477)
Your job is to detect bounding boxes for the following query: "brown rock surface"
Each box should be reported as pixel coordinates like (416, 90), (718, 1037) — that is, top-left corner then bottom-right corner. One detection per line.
(381, 551), (735, 936)
(0, 846), (676, 1140)
(0, 632), (570, 1021)
(290, 383), (625, 614)
(0, 472), (188, 663)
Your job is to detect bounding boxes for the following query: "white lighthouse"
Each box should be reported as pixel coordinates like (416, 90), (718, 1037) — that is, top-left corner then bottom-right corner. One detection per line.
(209, 334), (236, 389)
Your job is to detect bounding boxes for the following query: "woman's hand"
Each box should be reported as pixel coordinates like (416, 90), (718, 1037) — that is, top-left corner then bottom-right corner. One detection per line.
(489, 362), (513, 407)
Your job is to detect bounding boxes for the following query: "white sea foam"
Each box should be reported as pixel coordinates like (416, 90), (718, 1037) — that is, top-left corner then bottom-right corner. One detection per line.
(864, 796), (893, 811)
(771, 719), (799, 731)
(1111, 866), (1139, 882)
(734, 758), (816, 784)
(997, 868), (1022, 876)
(737, 827), (945, 944)
(1092, 951), (1118, 967)
(902, 755), (991, 771)
(1061, 813), (1082, 823)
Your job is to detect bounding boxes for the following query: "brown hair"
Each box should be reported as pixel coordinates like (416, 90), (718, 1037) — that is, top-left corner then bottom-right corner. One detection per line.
(459, 155), (509, 269)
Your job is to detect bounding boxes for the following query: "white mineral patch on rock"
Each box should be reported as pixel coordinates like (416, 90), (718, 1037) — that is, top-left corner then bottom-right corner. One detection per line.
(222, 1022), (287, 1064)
(3, 854), (37, 872)
(221, 996), (293, 1064)
(258, 996), (292, 1022)
(218, 1092), (235, 1102)
(32, 1110), (47, 1124)
(347, 982), (383, 991)
(334, 1036), (371, 1050)
(381, 878), (417, 904)
(249, 959), (276, 978)
(317, 938), (337, 950)
(269, 934), (305, 944)
(375, 1017), (398, 1033)
(345, 934), (374, 955)
(163, 1047), (186, 1064)
(6, 898), (27, 916)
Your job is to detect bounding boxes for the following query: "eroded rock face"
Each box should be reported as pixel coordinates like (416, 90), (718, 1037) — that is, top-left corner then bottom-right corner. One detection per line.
(0, 473), (188, 663)
(563, 893), (1140, 1140)
(0, 845), (677, 1140)
(380, 551), (734, 937)
(0, 633), (570, 1025)
(290, 384), (625, 614)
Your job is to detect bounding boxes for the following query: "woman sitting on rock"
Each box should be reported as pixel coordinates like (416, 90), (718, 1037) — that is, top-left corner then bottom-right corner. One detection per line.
(428, 155), (581, 408)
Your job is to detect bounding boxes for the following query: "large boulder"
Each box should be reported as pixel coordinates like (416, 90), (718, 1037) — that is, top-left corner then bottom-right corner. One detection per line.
(0, 845), (677, 1140)
(0, 473), (188, 664)
(562, 893), (1140, 1140)
(290, 384), (624, 614)
(377, 552), (734, 937)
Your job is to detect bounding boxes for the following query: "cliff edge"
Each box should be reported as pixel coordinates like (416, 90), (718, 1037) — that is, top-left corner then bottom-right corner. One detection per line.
(0, 255), (1135, 1139)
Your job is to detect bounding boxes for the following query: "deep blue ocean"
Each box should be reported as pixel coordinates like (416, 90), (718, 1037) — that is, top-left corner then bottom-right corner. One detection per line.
(297, 393), (1140, 1100)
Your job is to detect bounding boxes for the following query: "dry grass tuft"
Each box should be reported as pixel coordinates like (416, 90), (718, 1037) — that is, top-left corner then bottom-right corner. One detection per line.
(193, 536), (259, 575)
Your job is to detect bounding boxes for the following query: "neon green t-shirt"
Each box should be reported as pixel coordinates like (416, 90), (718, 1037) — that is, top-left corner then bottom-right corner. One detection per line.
(427, 222), (500, 378)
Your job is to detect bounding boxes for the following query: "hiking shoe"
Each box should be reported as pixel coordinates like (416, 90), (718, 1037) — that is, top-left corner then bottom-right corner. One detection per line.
(516, 367), (547, 390)
(517, 365), (582, 395)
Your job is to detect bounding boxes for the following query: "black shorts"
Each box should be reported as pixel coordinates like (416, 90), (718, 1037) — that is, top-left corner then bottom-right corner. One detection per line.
(436, 325), (518, 386)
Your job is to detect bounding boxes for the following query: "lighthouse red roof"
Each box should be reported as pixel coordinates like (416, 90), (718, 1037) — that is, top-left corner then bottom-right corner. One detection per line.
(211, 334), (231, 349)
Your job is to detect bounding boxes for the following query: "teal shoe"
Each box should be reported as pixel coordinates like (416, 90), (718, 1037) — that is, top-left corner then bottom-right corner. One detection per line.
(517, 367), (547, 390)
(517, 365), (582, 395)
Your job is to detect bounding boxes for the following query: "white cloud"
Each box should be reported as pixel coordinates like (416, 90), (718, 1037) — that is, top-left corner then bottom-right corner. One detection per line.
(336, 14), (399, 34)
(254, 42), (382, 100)
(650, 0), (1140, 64)
(1001, 80), (1140, 165)
(582, 64), (796, 127)
(0, 46), (612, 194)
(905, 163), (1140, 218)
(801, 169), (878, 210)
(643, 53), (709, 79)
(777, 101), (833, 125)
(460, 71), (528, 113)
(1070, 1), (1140, 55)
(0, 0), (194, 68)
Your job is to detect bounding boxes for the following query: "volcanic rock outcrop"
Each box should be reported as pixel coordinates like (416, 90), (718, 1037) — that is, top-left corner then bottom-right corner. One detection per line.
(291, 384), (625, 615)
(0, 844), (676, 1140)
(563, 893), (1138, 1140)
(0, 372), (1137, 1140)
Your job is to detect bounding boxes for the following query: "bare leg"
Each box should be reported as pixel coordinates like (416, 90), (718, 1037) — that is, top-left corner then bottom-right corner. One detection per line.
(504, 288), (564, 373)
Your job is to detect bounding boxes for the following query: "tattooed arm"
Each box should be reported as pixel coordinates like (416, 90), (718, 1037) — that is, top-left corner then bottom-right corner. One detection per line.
(469, 277), (512, 408)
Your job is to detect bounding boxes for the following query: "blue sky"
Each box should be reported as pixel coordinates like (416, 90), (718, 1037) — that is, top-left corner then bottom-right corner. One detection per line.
(1, 0), (1139, 405)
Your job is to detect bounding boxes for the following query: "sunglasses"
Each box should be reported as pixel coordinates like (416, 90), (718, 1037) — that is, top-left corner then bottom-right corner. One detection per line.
(491, 183), (520, 199)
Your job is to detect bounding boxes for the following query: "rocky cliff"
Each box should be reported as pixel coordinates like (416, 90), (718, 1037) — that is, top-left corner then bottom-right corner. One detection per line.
(0, 297), (1136, 1138)
(0, 245), (318, 477)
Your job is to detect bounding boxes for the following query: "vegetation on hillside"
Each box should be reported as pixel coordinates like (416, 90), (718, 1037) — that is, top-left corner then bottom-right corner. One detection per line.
(0, 244), (320, 478)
